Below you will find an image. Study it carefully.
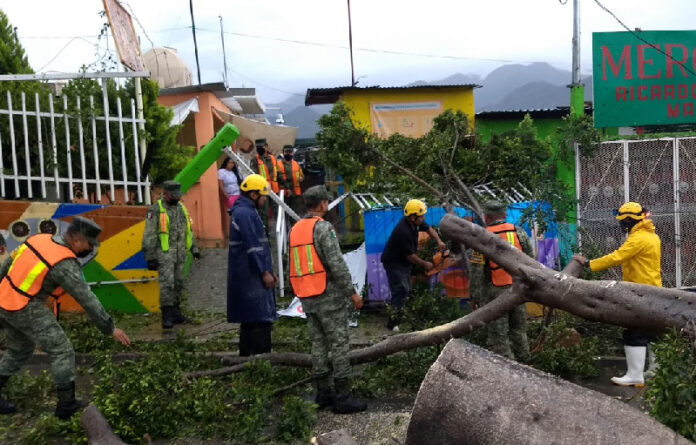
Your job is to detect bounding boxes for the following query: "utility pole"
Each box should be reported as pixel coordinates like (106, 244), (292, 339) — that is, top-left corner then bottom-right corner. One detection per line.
(347, 0), (356, 86)
(570, 0), (584, 117)
(219, 16), (229, 87)
(189, 0), (202, 84)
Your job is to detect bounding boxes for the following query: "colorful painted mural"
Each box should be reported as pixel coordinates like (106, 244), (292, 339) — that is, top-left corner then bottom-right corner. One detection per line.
(0, 201), (158, 313)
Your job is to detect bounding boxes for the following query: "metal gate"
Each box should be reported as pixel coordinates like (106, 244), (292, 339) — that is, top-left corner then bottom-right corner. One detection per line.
(577, 137), (696, 288)
(0, 72), (150, 204)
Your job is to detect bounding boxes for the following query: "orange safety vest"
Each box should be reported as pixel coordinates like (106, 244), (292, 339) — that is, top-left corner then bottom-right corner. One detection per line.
(288, 217), (327, 298)
(486, 223), (522, 287)
(277, 160), (303, 195)
(0, 234), (75, 312)
(255, 154), (279, 194)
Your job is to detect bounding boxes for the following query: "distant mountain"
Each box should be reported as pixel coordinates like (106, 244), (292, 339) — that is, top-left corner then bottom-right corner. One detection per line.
(476, 62), (573, 111)
(283, 106), (322, 139)
(408, 72), (482, 87)
(485, 75), (593, 111)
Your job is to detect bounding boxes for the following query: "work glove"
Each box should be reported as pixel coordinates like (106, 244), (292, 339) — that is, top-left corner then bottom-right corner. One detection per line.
(147, 259), (159, 271)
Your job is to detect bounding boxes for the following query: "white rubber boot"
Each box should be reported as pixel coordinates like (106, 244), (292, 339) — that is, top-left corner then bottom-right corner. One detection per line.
(611, 346), (646, 387)
(644, 345), (658, 379)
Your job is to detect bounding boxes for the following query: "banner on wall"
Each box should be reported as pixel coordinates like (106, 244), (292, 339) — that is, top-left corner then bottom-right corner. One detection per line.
(369, 101), (443, 137)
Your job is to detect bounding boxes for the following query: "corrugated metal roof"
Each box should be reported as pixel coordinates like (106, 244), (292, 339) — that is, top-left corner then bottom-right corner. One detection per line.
(305, 84), (481, 105)
(475, 106), (593, 120)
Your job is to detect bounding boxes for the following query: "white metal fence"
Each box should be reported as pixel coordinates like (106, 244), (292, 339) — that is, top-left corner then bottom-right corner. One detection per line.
(0, 72), (150, 203)
(577, 137), (696, 288)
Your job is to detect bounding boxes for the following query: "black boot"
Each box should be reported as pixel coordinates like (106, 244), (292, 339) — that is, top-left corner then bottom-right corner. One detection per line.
(314, 375), (334, 409)
(0, 375), (16, 415)
(251, 322), (272, 355)
(332, 378), (367, 414)
(55, 382), (85, 420)
(239, 323), (254, 357)
(161, 306), (174, 329)
(172, 304), (192, 325)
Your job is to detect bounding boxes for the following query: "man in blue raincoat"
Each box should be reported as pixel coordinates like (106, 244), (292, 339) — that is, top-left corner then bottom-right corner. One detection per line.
(227, 174), (278, 356)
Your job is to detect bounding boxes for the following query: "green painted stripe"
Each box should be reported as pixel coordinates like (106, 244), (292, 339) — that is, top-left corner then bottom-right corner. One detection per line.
(83, 261), (148, 313)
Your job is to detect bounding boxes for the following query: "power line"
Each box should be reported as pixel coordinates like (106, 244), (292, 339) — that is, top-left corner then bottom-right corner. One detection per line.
(591, 0), (696, 77)
(195, 27), (527, 64)
(227, 68), (304, 96)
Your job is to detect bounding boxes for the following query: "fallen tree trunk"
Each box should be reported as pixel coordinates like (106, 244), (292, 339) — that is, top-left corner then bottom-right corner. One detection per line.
(187, 287), (529, 378)
(81, 405), (130, 445)
(406, 339), (693, 445)
(440, 213), (696, 332)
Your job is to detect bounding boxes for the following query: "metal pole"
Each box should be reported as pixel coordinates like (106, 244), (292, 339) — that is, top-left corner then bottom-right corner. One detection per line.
(572, 0), (581, 86)
(674, 138), (682, 287)
(189, 0), (202, 85)
(219, 16), (228, 87)
(134, 77), (151, 204)
(570, 0), (584, 117)
(347, 0), (356, 86)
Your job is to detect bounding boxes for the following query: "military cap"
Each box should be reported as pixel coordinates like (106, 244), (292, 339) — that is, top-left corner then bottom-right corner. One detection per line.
(254, 138), (268, 147)
(303, 185), (332, 206)
(162, 180), (182, 198)
(483, 200), (506, 214)
(69, 216), (102, 247)
(283, 145), (294, 152)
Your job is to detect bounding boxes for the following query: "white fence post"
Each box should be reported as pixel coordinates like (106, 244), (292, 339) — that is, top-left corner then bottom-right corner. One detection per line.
(63, 94), (74, 201)
(674, 138), (682, 288)
(20, 92), (32, 198)
(48, 94), (60, 200)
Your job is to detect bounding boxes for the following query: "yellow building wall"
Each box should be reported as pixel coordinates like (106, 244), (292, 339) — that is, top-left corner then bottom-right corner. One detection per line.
(341, 87), (475, 133)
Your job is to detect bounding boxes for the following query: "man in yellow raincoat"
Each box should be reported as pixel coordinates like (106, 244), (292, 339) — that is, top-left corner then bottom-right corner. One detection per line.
(573, 201), (661, 387)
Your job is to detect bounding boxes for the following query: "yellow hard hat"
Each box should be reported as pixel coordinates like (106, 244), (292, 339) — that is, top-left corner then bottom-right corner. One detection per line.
(615, 202), (645, 221)
(404, 199), (427, 217)
(240, 174), (269, 196)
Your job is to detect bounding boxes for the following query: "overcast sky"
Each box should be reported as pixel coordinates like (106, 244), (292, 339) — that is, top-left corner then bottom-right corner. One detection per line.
(3, 0), (696, 105)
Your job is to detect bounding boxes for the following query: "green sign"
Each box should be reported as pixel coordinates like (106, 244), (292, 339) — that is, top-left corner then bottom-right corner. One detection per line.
(592, 31), (696, 128)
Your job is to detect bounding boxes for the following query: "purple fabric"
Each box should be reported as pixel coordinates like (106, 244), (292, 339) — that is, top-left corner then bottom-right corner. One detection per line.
(537, 237), (560, 270)
(366, 253), (392, 302)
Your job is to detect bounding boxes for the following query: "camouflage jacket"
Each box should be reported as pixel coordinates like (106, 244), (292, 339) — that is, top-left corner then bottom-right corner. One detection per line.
(142, 200), (199, 261)
(299, 218), (354, 314)
(0, 235), (115, 335)
(469, 219), (534, 303)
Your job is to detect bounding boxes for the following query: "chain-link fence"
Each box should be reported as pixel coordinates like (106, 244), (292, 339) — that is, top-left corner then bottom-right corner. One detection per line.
(577, 137), (696, 288)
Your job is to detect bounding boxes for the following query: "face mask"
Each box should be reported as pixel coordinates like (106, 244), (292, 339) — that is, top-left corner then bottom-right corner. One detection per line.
(167, 197), (180, 205)
(77, 249), (93, 258)
(256, 147), (266, 156)
(284, 154), (293, 161)
(619, 218), (638, 233)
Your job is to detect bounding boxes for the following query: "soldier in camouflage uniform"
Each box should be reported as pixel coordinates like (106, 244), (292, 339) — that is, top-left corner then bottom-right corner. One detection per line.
(0, 217), (131, 419)
(142, 180), (200, 329)
(288, 185), (367, 414)
(469, 201), (532, 362)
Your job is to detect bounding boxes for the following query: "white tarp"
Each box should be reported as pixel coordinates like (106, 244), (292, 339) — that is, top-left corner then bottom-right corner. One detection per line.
(169, 98), (199, 126)
(214, 108), (297, 155)
(278, 242), (367, 319)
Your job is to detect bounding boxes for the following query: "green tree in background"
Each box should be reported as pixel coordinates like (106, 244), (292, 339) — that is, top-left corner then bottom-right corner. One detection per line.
(0, 9), (32, 75)
(317, 102), (572, 225)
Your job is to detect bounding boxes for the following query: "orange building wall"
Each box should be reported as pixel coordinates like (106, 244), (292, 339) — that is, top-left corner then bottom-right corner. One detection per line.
(158, 92), (236, 247)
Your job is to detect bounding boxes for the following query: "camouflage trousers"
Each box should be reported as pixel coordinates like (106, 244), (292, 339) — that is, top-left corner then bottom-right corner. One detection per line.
(157, 250), (187, 307)
(0, 299), (75, 385)
(479, 284), (530, 362)
(306, 306), (351, 380)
